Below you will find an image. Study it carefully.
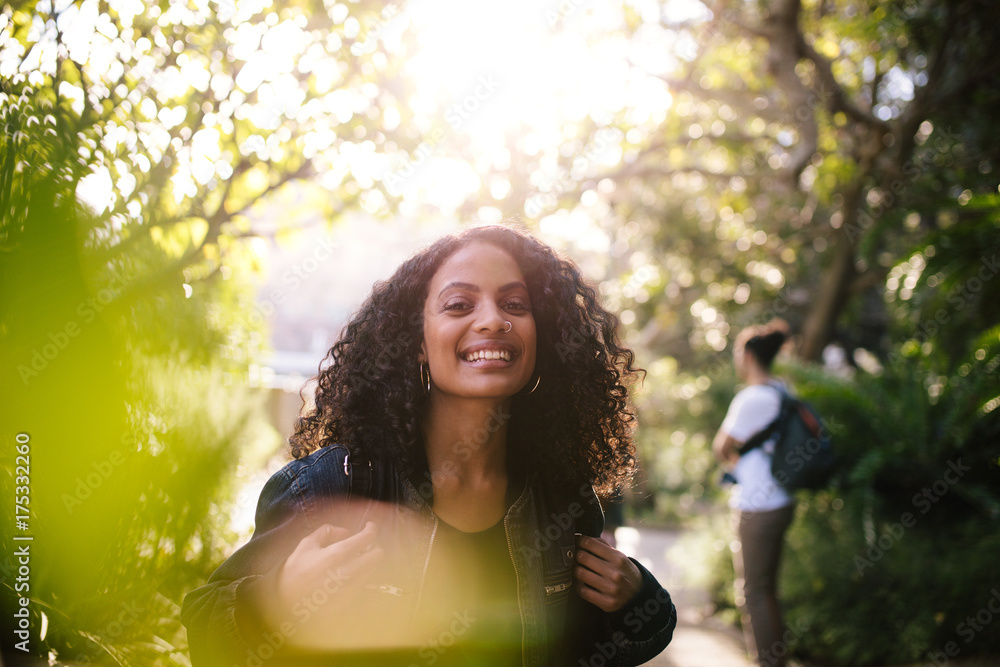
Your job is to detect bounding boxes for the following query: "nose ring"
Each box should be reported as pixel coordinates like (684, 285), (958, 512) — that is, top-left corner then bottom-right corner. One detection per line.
(503, 321), (512, 333)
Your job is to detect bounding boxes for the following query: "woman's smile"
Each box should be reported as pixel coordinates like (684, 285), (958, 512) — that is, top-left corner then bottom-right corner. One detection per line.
(459, 342), (516, 365)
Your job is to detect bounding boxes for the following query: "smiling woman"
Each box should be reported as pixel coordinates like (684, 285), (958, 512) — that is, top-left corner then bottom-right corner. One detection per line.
(180, 223), (676, 666)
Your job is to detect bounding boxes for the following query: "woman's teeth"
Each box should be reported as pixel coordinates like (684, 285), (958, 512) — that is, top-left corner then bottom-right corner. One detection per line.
(463, 349), (511, 362)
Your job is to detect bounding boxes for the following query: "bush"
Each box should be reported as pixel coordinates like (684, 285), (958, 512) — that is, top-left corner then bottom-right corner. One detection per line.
(0, 182), (281, 665)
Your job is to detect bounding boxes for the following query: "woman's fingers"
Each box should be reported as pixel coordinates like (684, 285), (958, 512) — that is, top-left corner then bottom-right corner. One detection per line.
(296, 521), (379, 568)
(574, 534), (644, 612)
(323, 541), (385, 587)
(304, 523), (352, 549)
(575, 547), (622, 586)
(576, 534), (616, 560)
(575, 581), (616, 611)
(297, 521), (383, 591)
(279, 521), (382, 604)
(573, 568), (634, 612)
(303, 519), (378, 551)
(321, 520), (379, 558)
(575, 537), (622, 581)
(312, 548), (384, 608)
(575, 568), (620, 612)
(574, 558), (617, 595)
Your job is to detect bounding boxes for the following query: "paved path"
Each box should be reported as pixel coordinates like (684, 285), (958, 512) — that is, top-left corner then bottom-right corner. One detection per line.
(615, 526), (755, 667)
(610, 528), (1000, 667)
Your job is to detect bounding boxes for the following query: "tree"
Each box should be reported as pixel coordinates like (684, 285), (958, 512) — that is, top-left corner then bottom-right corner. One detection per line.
(1, 0), (419, 662)
(437, 0), (1000, 367)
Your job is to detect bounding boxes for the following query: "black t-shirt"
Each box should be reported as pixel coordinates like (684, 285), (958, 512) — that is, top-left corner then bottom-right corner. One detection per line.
(418, 514), (522, 666)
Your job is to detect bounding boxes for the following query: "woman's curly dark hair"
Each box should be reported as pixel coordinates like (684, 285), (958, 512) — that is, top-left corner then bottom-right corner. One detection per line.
(289, 223), (644, 496)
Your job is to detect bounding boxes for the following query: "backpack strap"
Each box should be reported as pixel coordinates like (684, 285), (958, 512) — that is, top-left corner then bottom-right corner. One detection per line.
(737, 382), (788, 456)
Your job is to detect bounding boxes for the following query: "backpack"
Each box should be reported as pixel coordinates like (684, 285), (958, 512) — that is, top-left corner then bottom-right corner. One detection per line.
(737, 382), (836, 491)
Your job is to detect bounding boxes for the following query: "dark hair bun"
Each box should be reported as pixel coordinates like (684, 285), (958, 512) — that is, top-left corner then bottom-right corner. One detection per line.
(738, 318), (789, 370)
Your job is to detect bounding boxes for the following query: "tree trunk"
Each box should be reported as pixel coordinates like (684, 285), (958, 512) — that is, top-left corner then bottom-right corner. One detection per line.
(798, 182), (864, 361)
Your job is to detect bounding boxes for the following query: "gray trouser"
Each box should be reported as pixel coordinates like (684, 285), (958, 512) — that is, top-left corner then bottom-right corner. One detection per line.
(732, 504), (795, 667)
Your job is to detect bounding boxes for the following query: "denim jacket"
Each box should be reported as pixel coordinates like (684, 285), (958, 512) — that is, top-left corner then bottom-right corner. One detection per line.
(181, 443), (676, 666)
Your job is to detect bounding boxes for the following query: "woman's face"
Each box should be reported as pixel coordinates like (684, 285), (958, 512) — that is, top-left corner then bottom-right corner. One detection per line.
(419, 241), (537, 400)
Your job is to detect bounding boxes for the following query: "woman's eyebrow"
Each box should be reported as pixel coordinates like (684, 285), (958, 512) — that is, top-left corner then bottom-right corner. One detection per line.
(437, 281), (528, 298)
(499, 281), (529, 293)
(438, 281), (477, 297)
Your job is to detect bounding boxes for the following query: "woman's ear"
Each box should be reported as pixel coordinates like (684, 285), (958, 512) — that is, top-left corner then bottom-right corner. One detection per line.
(417, 340), (427, 364)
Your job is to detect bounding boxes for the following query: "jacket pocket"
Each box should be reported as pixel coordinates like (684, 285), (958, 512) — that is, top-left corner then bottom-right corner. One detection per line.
(543, 569), (574, 607)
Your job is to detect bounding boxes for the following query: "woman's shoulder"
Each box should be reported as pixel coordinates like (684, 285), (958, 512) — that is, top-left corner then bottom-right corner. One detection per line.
(239, 445), (355, 536)
(276, 443), (352, 481)
(261, 444), (361, 505)
(255, 443), (390, 526)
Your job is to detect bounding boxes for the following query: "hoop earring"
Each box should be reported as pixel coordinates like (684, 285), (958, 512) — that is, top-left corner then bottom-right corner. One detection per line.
(525, 375), (540, 394)
(503, 321), (512, 333)
(420, 363), (431, 392)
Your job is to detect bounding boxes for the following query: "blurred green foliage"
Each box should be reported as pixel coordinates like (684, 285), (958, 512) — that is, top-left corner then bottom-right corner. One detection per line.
(4, 2), (341, 666)
(636, 329), (1000, 665)
(637, 269), (1000, 666)
(1, 0), (420, 662)
(598, 2), (1000, 662)
(781, 336), (1000, 666)
(0, 169), (278, 665)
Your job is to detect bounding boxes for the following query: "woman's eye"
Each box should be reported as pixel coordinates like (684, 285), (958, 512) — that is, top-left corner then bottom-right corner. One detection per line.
(504, 300), (530, 311)
(444, 302), (471, 311)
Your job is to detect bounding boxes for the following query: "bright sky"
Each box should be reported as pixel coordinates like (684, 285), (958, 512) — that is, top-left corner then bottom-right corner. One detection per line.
(19, 0), (710, 230)
(380, 0), (709, 248)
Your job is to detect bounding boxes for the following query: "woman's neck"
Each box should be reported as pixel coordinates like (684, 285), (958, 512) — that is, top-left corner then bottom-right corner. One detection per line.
(420, 396), (513, 530)
(421, 396), (512, 486)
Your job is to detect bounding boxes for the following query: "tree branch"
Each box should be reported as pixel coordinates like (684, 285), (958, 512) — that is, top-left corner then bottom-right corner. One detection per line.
(214, 160), (314, 226)
(607, 163), (738, 183)
(849, 266), (888, 295)
(798, 39), (890, 131)
(762, 0), (817, 186)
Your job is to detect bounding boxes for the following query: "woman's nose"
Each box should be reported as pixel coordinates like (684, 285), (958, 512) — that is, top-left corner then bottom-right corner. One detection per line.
(474, 302), (508, 332)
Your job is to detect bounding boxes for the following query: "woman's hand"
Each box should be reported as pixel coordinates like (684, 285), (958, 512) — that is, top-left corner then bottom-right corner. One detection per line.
(259, 521), (384, 647)
(574, 535), (643, 612)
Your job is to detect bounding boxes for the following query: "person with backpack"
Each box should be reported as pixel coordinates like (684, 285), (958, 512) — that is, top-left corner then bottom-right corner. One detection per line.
(712, 319), (795, 667)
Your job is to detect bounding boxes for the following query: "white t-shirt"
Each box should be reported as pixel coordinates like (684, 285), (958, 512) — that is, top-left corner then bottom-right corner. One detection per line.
(721, 383), (794, 512)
